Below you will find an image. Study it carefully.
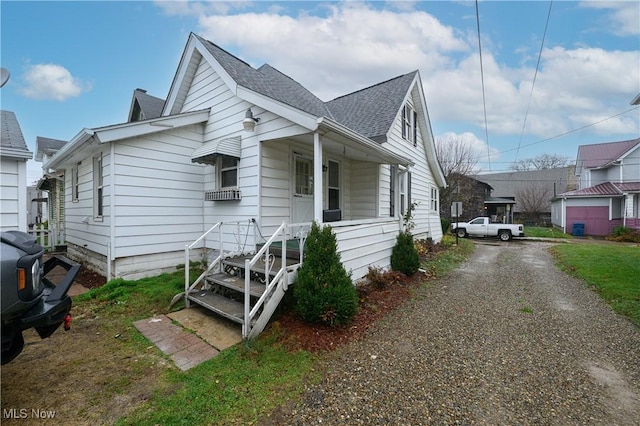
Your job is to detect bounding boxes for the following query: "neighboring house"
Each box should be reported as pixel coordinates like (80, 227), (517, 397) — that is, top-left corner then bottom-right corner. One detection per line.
(442, 173), (492, 221)
(35, 136), (67, 245)
(43, 32), (446, 283)
(551, 138), (640, 236)
(1, 110), (33, 232)
(128, 88), (165, 122)
(475, 166), (577, 225)
(26, 185), (46, 226)
(442, 173), (517, 223)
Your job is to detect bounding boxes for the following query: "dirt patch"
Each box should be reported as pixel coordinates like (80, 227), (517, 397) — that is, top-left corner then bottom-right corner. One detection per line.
(2, 245), (441, 424)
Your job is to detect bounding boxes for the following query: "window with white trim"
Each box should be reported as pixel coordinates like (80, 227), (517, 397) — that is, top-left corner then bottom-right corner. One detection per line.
(400, 173), (406, 215)
(327, 160), (340, 210)
(294, 155), (313, 196)
(401, 103), (418, 145)
(93, 154), (103, 219)
(218, 155), (239, 189)
(71, 163), (79, 202)
(431, 186), (439, 212)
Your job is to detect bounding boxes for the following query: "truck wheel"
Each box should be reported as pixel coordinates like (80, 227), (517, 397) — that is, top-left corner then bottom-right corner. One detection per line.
(1, 329), (24, 365)
(456, 228), (467, 238)
(499, 230), (512, 241)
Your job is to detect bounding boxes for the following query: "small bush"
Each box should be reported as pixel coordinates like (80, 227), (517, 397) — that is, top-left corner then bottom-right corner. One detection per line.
(441, 218), (450, 234)
(606, 226), (640, 243)
(391, 231), (420, 276)
(294, 222), (358, 326)
(365, 266), (407, 289)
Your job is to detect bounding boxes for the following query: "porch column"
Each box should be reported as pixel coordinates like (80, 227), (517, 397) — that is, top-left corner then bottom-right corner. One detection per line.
(313, 131), (323, 223)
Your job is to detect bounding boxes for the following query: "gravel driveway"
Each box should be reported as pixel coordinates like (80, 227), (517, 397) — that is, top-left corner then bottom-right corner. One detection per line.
(267, 241), (640, 425)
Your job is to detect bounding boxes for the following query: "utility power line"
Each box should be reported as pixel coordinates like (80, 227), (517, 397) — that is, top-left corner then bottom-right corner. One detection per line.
(515, 1), (553, 162)
(475, 0), (491, 172)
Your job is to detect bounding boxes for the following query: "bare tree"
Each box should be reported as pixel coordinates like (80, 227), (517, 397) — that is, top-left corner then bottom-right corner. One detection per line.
(435, 134), (482, 218)
(510, 153), (571, 171)
(435, 134), (481, 177)
(515, 182), (552, 223)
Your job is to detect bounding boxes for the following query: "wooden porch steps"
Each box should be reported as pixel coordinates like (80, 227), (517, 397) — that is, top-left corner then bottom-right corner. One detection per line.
(187, 253), (297, 326)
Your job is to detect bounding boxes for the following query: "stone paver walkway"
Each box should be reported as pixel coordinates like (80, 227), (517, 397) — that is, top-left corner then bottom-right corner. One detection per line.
(133, 315), (219, 371)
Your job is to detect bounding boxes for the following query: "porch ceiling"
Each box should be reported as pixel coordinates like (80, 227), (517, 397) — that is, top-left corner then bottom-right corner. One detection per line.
(272, 129), (411, 166)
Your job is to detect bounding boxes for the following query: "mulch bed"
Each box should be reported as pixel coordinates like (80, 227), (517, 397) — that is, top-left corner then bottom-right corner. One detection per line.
(270, 239), (447, 353)
(271, 269), (432, 354)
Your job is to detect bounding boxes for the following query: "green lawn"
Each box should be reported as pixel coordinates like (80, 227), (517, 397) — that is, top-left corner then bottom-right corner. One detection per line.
(70, 239), (475, 425)
(550, 244), (640, 326)
(525, 226), (572, 239)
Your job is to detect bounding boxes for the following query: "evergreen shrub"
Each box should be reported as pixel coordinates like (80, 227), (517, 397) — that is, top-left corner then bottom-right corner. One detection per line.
(391, 231), (420, 276)
(294, 222), (358, 326)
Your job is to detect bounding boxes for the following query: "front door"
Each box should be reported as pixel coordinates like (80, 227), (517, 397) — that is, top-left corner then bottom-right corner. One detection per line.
(292, 154), (313, 224)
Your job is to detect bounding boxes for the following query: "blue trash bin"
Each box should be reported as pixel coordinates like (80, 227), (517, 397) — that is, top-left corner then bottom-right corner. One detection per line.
(572, 222), (584, 236)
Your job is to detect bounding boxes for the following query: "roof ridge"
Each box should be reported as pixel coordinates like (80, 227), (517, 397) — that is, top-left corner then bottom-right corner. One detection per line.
(194, 34), (255, 70)
(578, 137), (640, 149)
(327, 70), (417, 102)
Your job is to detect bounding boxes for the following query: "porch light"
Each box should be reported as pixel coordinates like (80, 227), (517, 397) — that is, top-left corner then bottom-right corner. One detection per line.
(242, 108), (260, 132)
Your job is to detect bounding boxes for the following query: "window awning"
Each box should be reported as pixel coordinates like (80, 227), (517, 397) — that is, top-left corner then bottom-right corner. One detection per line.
(191, 136), (241, 164)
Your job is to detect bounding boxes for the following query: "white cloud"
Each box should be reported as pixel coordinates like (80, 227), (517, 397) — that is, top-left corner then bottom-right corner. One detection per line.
(580, 1), (640, 36)
(154, 2), (639, 142)
(435, 131), (500, 165)
(19, 64), (90, 101)
(195, 2), (468, 100)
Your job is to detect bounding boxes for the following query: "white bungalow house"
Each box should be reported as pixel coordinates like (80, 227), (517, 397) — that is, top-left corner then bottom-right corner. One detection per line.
(551, 138), (640, 236)
(44, 33), (446, 337)
(1, 110), (33, 232)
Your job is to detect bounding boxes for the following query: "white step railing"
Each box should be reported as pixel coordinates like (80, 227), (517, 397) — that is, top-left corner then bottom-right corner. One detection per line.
(183, 220), (256, 308)
(183, 220), (309, 339)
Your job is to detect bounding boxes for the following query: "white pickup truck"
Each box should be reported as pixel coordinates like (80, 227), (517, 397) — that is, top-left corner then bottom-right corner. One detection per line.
(451, 217), (525, 241)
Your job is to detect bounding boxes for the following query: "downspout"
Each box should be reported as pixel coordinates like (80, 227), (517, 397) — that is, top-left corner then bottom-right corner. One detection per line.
(562, 197), (566, 234)
(623, 192), (628, 228)
(109, 142), (116, 281)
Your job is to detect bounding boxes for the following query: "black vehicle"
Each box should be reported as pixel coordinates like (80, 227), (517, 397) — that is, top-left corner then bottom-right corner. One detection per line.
(1, 231), (80, 364)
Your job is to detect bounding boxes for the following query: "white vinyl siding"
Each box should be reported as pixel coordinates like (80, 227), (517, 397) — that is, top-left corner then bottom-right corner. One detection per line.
(93, 154), (104, 219)
(621, 145), (640, 182)
(382, 85), (443, 241)
(0, 158), (28, 232)
(112, 125), (205, 258)
(65, 149), (110, 256)
(71, 164), (79, 202)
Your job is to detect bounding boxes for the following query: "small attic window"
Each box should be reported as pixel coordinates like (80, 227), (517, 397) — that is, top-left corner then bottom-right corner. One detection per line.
(401, 103), (418, 146)
(131, 101), (143, 122)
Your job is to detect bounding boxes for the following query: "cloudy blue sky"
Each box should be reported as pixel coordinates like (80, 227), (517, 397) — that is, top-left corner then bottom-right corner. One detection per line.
(1, 1), (639, 185)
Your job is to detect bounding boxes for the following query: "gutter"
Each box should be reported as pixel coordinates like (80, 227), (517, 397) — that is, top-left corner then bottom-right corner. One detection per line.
(316, 117), (413, 167)
(43, 129), (94, 170)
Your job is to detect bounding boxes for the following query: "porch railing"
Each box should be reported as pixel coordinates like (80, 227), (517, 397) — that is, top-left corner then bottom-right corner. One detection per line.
(243, 221), (309, 338)
(27, 226), (65, 251)
(184, 220), (256, 308)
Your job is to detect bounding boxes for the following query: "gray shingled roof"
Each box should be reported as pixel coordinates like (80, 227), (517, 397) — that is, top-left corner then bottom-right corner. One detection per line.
(196, 35), (329, 118)
(35, 136), (66, 161)
(1, 110), (32, 159)
(325, 72), (417, 141)
(133, 89), (165, 120)
(195, 34), (417, 142)
(474, 167), (577, 213)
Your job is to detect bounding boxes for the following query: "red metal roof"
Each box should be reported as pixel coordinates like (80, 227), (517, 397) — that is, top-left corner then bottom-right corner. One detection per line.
(559, 181), (640, 197)
(577, 138), (640, 170)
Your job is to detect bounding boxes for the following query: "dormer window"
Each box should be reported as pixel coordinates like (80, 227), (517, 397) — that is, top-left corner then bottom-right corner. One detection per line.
(401, 103), (418, 146)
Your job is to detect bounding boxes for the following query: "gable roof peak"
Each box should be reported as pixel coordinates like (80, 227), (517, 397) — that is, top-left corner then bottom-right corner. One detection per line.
(193, 33), (329, 118)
